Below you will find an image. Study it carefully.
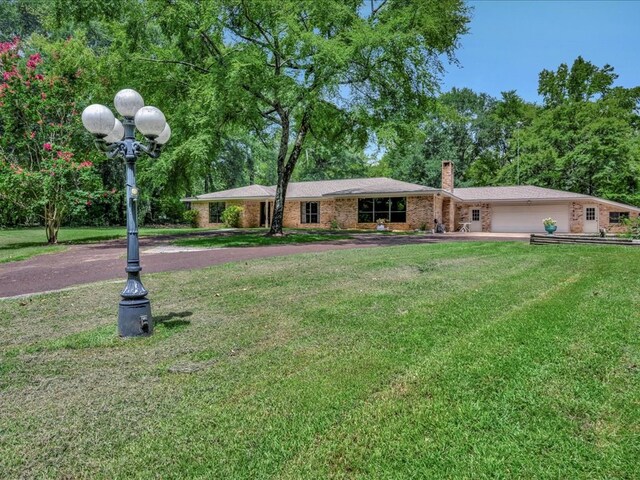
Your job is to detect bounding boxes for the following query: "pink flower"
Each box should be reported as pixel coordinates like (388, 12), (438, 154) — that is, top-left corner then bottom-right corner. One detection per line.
(30, 131), (36, 139)
(40, 92), (46, 100)
(78, 160), (93, 168)
(0, 38), (19, 55)
(26, 53), (42, 70)
(34, 74), (44, 81)
(86, 200), (92, 206)
(43, 143), (52, 151)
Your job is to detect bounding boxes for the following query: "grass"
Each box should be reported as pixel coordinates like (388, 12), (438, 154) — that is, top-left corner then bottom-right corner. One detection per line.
(0, 226), (220, 263)
(0, 242), (639, 478)
(174, 231), (352, 248)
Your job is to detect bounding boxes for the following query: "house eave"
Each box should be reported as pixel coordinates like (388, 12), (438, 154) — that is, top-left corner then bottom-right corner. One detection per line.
(455, 196), (640, 212)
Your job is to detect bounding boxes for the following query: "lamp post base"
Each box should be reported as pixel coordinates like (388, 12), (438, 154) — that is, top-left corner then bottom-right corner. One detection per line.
(118, 298), (153, 337)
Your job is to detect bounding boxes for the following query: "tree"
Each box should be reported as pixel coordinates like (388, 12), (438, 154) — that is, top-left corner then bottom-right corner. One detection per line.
(148, 0), (470, 234)
(381, 88), (532, 188)
(497, 59), (640, 204)
(538, 56), (617, 107)
(0, 36), (105, 242)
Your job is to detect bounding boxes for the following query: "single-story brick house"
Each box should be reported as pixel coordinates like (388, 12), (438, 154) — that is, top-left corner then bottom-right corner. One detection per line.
(183, 162), (640, 233)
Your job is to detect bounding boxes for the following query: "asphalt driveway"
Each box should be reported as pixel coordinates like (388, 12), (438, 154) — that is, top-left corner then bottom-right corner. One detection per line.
(0, 231), (527, 298)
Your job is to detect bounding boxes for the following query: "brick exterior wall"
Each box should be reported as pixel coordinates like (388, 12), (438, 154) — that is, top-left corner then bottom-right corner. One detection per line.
(319, 195), (434, 231)
(569, 202), (584, 233)
(433, 195), (443, 226)
(240, 201), (261, 228)
(281, 195), (436, 231)
(568, 201), (639, 233)
(192, 200), (261, 228)
(282, 200), (336, 229)
(456, 202), (492, 232)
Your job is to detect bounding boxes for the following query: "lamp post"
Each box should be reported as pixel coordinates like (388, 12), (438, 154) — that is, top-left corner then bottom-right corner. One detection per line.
(81, 89), (171, 337)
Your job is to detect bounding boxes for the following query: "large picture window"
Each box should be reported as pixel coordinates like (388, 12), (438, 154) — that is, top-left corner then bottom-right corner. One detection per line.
(609, 211), (629, 224)
(209, 202), (225, 223)
(301, 202), (319, 224)
(358, 197), (406, 223)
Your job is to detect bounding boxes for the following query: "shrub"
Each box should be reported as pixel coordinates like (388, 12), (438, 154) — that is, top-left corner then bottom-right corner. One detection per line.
(222, 205), (243, 228)
(621, 217), (640, 238)
(183, 209), (199, 228)
(330, 218), (340, 230)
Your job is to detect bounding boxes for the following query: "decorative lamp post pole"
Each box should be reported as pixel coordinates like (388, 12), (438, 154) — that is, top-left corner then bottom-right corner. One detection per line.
(81, 89), (171, 337)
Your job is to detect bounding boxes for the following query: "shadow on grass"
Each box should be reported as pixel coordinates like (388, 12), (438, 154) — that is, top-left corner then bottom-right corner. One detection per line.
(155, 311), (193, 330)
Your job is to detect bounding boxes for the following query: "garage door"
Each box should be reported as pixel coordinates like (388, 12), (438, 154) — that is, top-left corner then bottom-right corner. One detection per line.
(491, 204), (570, 233)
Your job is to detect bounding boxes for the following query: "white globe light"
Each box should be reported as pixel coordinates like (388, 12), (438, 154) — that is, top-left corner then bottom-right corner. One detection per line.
(155, 123), (171, 145)
(114, 88), (144, 118)
(81, 104), (115, 137)
(103, 119), (125, 144)
(134, 106), (166, 138)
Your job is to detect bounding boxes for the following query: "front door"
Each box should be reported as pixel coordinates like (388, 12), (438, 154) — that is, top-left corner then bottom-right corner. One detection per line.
(584, 205), (599, 233)
(260, 202), (271, 227)
(470, 208), (482, 232)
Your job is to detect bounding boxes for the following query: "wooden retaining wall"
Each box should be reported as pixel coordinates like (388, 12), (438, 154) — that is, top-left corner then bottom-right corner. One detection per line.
(530, 234), (638, 246)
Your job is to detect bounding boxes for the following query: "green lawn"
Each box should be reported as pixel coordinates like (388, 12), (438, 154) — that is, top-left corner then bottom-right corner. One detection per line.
(1, 242), (639, 478)
(0, 226), (220, 263)
(174, 231), (352, 248)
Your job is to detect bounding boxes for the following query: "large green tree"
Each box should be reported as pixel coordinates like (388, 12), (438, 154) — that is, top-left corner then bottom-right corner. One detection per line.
(381, 87), (534, 188)
(147, 0), (470, 234)
(497, 58), (640, 203)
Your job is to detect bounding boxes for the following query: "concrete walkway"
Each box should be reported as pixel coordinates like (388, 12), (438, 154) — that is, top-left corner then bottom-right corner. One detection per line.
(0, 232), (527, 298)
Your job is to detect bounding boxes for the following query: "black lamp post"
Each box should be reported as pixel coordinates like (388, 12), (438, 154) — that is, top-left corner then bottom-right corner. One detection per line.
(81, 89), (171, 337)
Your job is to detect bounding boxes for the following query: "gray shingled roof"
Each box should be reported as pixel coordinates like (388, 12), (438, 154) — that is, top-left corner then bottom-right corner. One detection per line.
(454, 185), (640, 212)
(196, 184), (275, 200)
(453, 185), (591, 202)
(186, 180), (640, 213)
(191, 178), (438, 201)
(303, 178), (437, 197)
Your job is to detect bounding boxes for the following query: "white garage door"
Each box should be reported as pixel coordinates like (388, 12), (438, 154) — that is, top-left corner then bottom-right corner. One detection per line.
(491, 204), (570, 233)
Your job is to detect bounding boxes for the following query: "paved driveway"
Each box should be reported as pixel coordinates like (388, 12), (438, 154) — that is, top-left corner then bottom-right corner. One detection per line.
(0, 232), (527, 298)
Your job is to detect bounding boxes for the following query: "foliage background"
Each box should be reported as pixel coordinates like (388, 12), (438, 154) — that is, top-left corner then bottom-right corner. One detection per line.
(1, 0), (639, 230)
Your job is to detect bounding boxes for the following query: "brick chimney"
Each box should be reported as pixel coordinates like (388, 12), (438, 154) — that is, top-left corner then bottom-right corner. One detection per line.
(441, 161), (454, 192)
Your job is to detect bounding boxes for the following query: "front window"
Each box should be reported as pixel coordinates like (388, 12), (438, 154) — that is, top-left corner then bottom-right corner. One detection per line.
(358, 197), (406, 223)
(301, 202), (319, 224)
(209, 202), (225, 223)
(472, 209), (480, 222)
(586, 207), (596, 221)
(609, 212), (629, 224)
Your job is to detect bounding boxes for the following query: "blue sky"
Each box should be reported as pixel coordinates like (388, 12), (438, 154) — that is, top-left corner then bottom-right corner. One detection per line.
(442, 0), (640, 103)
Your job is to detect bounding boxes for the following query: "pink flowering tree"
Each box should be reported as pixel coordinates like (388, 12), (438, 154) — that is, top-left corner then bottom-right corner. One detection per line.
(0, 37), (106, 243)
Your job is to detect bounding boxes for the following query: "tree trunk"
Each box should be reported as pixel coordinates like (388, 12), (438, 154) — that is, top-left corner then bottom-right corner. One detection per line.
(268, 110), (310, 236)
(269, 171), (290, 236)
(44, 203), (61, 244)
